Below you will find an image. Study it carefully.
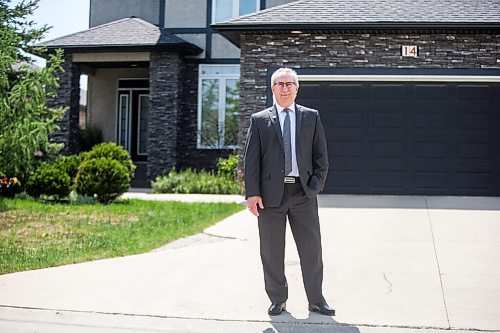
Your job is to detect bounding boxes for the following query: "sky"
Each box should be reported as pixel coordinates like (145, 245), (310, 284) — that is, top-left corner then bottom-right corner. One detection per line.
(12, 0), (91, 86)
(14, 0), (90, 41)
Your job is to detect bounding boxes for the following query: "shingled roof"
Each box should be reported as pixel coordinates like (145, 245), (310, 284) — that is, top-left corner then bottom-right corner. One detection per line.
(40, 17), (202, 55)
(213, 0), (500, 45)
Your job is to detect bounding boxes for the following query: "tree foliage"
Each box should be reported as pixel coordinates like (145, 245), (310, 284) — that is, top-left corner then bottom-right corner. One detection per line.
(0, 0), (64, 180)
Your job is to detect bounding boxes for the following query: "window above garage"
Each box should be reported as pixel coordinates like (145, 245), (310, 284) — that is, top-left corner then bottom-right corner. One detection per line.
(212, 0), (261, 23)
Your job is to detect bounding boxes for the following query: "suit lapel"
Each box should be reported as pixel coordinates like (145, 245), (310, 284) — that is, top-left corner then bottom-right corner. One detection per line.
(295, 104), (304, 144)
(270, 105), (284, 149)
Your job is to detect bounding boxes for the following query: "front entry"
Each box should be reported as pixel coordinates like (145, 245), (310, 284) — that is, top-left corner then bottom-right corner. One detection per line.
(117, 79), (149, 187)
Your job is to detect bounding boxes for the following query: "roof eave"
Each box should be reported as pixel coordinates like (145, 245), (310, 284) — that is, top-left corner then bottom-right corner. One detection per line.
(38, 43), (203, 58)
(213, 22), (500, 47)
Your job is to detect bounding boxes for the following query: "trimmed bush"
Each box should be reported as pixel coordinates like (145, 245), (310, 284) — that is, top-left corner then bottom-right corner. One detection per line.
(26, 163), (71, 199)
(152, 168), (241, 194)
(75, 157), (130, 204)
(83, 142), (135, 178)
(53, 153), (87, 185)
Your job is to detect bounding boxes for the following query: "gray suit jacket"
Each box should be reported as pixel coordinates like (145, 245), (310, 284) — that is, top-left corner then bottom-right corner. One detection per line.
(244, 104), (329, 207)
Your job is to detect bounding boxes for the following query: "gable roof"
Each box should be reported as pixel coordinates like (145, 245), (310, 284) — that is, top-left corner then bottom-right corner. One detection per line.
(213, 0), (500, 45)
(39, 17), (202, 55)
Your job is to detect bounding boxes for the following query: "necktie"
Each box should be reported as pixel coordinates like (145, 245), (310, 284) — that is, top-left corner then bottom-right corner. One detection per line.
(283, 109), (292, 175)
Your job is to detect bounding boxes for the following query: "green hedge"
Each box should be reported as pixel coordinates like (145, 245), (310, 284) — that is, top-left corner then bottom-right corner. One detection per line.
(26, 163), (71, 199)
(152, 168), (241, 194)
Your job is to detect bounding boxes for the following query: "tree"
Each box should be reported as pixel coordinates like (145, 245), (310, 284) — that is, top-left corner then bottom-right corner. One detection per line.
(0, 0), (64, 181)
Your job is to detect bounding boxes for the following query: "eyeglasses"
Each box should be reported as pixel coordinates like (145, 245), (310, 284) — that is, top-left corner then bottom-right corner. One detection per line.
(274, 81), (296, 89)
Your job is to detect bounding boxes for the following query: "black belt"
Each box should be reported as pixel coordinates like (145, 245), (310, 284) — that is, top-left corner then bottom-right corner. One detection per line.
(284, 176), (300, 184)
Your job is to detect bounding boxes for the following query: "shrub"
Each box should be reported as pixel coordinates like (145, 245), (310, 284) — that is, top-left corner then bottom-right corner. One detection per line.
(217, 154), (238, 180)
(26, 163), (71, 199)
(53, 153), (87, 185)
(75, 157), (130, 204)
(152, 168), (240, 194)
(83, 142), (135, 178)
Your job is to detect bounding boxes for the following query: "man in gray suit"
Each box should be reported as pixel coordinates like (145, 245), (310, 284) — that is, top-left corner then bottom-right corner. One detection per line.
(244, 67), (334, 316)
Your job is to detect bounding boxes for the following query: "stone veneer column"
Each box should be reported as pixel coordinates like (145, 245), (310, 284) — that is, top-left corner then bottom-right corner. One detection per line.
(47, 54), (81, 155)
(148, 51), (184, 181)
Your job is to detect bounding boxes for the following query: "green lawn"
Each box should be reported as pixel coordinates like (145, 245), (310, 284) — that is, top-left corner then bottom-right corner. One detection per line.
(0, 197), (243, 275)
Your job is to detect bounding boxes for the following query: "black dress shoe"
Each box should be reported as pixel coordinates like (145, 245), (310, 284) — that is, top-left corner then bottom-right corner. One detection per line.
(308, 302), (335, 316)
(268, 302), (286, 316)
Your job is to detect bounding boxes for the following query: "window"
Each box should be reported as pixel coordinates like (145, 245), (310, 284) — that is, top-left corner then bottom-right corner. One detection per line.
(118, 94), (130, 151)
(137, 94), (149, 155)
(213, 0), (260, 22)
(198, 65), (240, 149)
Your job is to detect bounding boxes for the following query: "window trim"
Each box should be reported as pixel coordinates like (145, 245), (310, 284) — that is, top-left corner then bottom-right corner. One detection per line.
(212, 0), (261, 23)
(197, 64), (240, 149)
(117, 93), (131, 152)
(137, 93), (149, 156)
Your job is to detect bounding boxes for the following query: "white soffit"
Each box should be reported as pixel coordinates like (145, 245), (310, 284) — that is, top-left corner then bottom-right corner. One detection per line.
(299, 75), (500, 82)
(73, 52), (150, 63)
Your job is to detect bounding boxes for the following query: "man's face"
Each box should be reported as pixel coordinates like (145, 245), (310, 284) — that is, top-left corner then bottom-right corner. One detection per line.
(271, 73), (299, 108)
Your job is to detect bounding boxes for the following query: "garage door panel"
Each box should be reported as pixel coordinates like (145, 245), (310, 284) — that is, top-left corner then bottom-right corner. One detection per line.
(415, 142), (448, 158)
(414, 112), (448, 129)
(413, 84), (448, 99)
(327, 172), (365, 192)
(332, 157), (364, 171)
(329, 112), (363, 128)
(370, 141), (405, 157)
(414, 173), (448, 190)
(329, 83), (363, 99)
(330, 141), (363, 157)
(371, 84), (406, 99)
(328, 129), (364, 141)
(299, 84), (322, 99)
(372, 113), (405, 128)
(457, 142), (492, 160)
(370, 172), (406, 190)
(457, 84), (491, 100)
(457, 113), (494, 138)
(455, 173), (493, 193)
(369, 158), (407, 172)
(413, 159), (449, 172)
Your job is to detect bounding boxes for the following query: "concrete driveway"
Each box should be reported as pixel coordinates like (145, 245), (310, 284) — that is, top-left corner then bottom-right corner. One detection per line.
(0, 195), (499, 332)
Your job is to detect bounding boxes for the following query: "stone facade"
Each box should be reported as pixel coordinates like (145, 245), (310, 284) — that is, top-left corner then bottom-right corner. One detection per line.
(47, 54), (81, 155)
(148, 51), (184, 181)
(238, 32), (500, 153)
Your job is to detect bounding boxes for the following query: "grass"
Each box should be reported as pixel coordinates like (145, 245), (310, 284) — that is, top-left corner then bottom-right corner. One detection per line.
(0, 197), (243, 275)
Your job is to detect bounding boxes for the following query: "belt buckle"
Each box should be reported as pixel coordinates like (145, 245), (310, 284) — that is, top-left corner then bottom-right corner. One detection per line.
(284, 176), (296, 184)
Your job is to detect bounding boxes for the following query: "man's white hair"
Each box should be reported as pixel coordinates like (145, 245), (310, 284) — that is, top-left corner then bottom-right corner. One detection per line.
(270, 68), (300, 87)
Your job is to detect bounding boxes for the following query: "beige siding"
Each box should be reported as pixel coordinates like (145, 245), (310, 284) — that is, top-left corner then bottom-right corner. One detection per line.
(165, 0), (207, 28)
(87, 68), (149, 143)
(211, 33), (240, 58)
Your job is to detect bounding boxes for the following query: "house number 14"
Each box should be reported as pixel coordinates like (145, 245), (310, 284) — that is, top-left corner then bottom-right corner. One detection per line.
(401, 45), (418, 58)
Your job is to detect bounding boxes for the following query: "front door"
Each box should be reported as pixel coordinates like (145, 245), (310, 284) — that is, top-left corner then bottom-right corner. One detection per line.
(117, 79), (149, 162)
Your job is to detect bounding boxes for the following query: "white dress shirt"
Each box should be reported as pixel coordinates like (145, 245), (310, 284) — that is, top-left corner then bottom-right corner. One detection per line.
(275, 103), (299, 177)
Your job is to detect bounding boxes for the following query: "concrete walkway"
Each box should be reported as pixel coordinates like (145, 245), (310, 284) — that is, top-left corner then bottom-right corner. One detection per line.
(0, 194), (499, 332)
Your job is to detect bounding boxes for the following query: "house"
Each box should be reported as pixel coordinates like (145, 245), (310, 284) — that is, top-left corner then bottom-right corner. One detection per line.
(41, 0), (500, 196)
(41, 0), (288, 187)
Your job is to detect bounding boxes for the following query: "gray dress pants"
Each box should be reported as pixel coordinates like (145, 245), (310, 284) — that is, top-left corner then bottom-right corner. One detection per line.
(257, 181), (325, 304)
